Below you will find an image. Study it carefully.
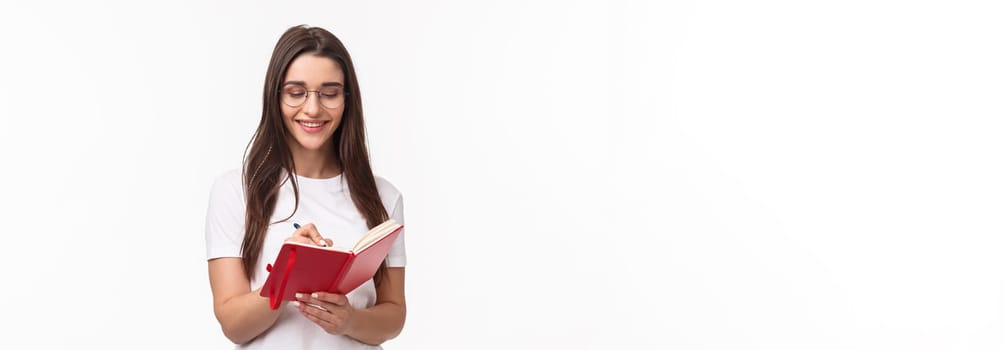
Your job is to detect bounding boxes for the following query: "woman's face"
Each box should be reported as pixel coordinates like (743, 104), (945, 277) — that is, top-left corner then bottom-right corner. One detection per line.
(280, 54), (346, 153)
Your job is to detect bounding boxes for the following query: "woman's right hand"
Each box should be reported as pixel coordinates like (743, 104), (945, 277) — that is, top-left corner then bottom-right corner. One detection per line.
(286, 223), (333, 247)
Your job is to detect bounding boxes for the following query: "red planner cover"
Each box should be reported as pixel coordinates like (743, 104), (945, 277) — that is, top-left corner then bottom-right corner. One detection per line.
(259, 224), (403, 309)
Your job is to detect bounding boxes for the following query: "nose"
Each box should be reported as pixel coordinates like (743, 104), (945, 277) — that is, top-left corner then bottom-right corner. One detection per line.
(301, 91), (322, 116)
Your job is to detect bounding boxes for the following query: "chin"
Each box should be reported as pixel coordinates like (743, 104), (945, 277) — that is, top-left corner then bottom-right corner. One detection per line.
(287, 132), (333, 151)
(297, 139), (332, 151)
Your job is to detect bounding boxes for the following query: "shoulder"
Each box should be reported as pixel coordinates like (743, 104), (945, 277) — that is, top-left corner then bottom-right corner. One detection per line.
(212, 168), (243, 188)
(209, 168), (244, 201)
(374, 175), (402, 199)
(373, 175), (403, 206)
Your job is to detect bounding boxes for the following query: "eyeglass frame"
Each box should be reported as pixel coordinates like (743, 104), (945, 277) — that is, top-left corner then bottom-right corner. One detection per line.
(279, 83), (350, 109)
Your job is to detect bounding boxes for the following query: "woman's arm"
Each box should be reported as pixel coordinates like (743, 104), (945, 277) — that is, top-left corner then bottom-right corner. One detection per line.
(207, 225), (332, 344)
(345, 267), (407, 344)
(296, 267), (407, 345)
(208, 257), (283, 344)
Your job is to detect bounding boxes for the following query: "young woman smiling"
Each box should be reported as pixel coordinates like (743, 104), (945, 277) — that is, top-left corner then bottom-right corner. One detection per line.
(205, 25), (407, 349)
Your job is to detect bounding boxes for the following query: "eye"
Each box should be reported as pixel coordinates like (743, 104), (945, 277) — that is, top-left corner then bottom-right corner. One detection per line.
(284, 88), (306, 97)
(320, 87), (341, 97)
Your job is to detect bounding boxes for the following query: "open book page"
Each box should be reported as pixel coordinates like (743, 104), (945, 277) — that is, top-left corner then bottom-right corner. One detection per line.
(279, 219), (400, 253)
(352, 219), (401, 253)
(282, 240), (353, 253)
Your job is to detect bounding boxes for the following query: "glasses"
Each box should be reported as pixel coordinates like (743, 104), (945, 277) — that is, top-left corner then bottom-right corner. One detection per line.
(281, 84), (347, 109)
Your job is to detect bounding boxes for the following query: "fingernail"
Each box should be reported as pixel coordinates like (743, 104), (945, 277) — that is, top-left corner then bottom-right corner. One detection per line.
(311, 292), (319, 299)
(296, 293), (304, 299)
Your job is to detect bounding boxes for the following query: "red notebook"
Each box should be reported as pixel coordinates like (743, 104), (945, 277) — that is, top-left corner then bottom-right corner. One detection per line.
(260, 219), (403, 309)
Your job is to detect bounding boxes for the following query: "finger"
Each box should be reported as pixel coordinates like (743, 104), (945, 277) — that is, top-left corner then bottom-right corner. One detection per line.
(293, 295), (329, 310)
(293, 299), (329, 312)
(300, 306), (335, 327)
(302, 308), (326, 325)
(300, 301), (328, 318)
(294, 223), (328, 246)
(300, 301), (343, 329)
(285, 235), (314, 245)
(295, 293), (329, 306)
(311, 292), (348, 306)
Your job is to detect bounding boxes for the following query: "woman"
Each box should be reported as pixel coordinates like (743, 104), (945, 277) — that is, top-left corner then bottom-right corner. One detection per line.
(205, 25), (407, 349)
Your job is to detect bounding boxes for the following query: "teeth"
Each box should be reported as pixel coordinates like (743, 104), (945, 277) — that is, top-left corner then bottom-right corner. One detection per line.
(299, 121), (323, 128)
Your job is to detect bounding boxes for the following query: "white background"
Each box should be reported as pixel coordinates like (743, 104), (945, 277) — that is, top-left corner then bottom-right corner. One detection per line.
(1, 0), (1003, 349)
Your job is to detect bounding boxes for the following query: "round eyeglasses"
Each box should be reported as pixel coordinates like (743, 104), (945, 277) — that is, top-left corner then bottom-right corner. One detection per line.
(281, 84), (347, 109)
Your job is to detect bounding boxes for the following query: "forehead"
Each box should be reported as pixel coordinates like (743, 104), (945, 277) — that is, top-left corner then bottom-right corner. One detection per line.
(283, 54), (344, 85)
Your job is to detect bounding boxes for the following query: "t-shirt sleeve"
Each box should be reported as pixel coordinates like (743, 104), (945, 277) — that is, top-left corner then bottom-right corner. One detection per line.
(386, 194), (407, 267)
(205, 170), (246, 260)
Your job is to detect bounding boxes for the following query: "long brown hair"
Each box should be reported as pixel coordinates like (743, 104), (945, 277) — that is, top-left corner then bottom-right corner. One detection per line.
(241, 25), (389, 285)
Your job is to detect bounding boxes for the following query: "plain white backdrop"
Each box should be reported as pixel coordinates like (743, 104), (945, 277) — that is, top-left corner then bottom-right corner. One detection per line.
(1, 0), (1003, 349)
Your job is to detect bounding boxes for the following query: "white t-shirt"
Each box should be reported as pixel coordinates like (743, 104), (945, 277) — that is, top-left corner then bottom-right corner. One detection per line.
(205, 169), (406, 349)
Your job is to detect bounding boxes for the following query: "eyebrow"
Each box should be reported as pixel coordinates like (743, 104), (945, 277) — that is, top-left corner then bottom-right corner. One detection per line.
(283, 81), (344, 88)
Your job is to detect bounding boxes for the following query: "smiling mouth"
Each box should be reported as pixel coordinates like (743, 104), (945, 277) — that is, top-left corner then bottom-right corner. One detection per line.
(297, 120), (328, 128)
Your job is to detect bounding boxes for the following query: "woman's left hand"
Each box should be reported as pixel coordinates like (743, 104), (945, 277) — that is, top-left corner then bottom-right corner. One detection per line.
(294, 292), (356, 335)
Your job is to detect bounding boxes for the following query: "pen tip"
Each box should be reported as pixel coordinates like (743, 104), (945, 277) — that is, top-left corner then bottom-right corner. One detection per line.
(293, 223), (301, 229)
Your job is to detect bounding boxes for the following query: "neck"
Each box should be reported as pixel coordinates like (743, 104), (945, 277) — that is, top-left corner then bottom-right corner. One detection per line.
(288, 141), (340, 179)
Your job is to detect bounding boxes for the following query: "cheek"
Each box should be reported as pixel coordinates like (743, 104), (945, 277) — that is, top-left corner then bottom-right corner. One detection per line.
(281, 106), (298, 120)
(331, 108), (345, 122)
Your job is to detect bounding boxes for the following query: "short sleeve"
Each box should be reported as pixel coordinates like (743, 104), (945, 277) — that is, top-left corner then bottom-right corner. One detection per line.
(376, 177), (406, 267)
(205, 170), (246, 260)
(386, 194), (407, 267)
